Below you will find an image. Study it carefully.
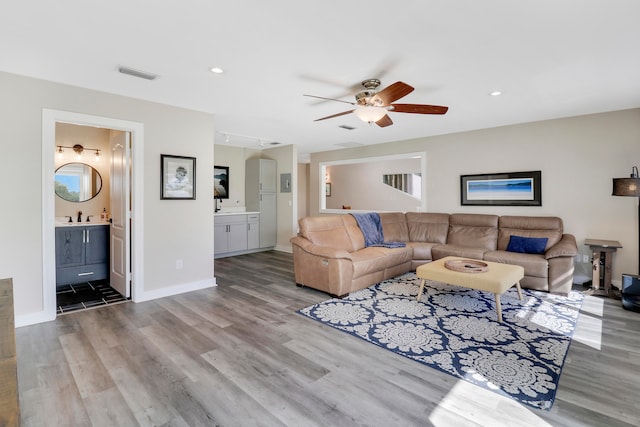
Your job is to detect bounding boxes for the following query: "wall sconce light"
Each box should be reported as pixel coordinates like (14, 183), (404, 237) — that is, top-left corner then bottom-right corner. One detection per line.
(612, 165), (640, 273)
(56, 144), (102, 162)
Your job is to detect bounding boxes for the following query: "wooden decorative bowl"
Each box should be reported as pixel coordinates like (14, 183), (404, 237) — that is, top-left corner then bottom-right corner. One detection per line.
(444, 259), (489, 273)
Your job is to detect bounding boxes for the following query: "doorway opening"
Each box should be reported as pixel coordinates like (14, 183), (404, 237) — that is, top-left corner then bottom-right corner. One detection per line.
(42, 110), (144, 322)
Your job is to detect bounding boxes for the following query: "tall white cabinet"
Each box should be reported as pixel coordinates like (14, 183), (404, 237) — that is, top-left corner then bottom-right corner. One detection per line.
(246, 158), (277, 248)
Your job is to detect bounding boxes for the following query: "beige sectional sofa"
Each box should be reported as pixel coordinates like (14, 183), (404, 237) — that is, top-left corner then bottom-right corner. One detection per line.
(290, 212), (578, 298)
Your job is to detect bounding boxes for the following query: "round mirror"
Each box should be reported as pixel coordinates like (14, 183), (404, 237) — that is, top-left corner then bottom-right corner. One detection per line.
(55, 162), (103, 202)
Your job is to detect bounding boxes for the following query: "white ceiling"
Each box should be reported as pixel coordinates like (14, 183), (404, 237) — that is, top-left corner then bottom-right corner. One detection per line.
(2, 1), (639, 160)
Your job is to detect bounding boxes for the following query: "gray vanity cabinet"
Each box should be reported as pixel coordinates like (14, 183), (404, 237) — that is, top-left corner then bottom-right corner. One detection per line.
(55, 225), (109, 286)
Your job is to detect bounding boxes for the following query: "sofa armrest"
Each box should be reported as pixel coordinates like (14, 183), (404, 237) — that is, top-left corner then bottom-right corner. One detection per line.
(290, 236), (353, 260)
(545, 234), (578, 260)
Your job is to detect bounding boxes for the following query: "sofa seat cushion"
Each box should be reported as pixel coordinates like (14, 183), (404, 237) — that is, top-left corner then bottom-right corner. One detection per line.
(406, 242), (439, 261)
(350, 246), (413, 279)
(483, 250), (549, 278)
(431, 244), (488, 261)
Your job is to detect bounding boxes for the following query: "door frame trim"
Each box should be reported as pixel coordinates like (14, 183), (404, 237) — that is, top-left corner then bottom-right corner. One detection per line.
(42, 109), (144, 321)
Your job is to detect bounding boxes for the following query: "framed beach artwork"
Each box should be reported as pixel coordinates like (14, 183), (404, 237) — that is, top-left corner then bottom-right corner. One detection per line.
(460, 171), (541, 206)
(161, 154), (196, 200)
(214, 165), (229, 199)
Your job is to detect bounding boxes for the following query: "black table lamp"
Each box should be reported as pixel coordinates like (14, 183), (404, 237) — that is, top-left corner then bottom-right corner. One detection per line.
(612, 166), (640, 273)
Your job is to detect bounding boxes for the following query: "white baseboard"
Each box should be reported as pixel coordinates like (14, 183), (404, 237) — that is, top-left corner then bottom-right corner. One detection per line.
(134, 278), (217, 303)
(274, 244), (292, 253)
(15, 310), (56, 328)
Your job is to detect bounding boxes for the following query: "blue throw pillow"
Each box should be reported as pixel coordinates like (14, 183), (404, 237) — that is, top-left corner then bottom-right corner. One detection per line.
(506, 235), (548, 254)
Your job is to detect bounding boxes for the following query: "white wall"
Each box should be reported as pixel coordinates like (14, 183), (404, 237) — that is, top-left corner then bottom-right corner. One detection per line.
(325, 158), (422, 211)
(0, 71), (215, 324)
(213, 144), (261, 212)
(297, 163), (309, 221)
(262, 144), (297, 252)
(310, 109), (640, 282)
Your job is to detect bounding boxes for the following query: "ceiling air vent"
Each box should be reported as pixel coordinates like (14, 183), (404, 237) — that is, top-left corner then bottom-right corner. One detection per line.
(338, 125), (356, 130)
(117, 66), (158, 81)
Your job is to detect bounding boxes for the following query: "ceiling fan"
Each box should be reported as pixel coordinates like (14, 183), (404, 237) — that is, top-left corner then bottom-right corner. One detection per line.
(304, 79), (448, 128)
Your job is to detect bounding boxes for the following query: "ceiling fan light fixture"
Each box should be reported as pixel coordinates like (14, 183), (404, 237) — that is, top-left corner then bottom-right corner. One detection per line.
(354, 106), (387, 123)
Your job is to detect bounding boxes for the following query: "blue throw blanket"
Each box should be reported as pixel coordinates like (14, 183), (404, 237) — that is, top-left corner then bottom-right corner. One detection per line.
(350, 212), (406, 248)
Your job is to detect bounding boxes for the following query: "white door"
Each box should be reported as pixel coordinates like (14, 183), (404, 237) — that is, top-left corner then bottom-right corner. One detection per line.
(109, 131), (131, 297)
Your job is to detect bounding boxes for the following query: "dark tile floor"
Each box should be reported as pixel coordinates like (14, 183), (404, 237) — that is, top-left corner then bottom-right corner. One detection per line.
(56, 280), (127, 314)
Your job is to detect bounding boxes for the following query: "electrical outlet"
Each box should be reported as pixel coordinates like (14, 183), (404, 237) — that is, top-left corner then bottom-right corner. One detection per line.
(176, 259), (183, 269)
(582, 254), (590, 263)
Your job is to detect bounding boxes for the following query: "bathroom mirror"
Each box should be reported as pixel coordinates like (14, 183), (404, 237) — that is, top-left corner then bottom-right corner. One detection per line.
(55, 162), (103, 202)
(320, 152), (427, 212)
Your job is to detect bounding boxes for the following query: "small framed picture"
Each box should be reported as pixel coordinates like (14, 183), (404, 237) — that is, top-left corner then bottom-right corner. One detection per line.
(161, 154), (196, 200)
(325, 182), (331, 196)
(214, 165), (229, 199)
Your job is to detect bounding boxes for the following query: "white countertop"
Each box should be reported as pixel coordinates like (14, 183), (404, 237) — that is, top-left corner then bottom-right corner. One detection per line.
(55, 221), (110, 227)
(214, 211), (259, 216)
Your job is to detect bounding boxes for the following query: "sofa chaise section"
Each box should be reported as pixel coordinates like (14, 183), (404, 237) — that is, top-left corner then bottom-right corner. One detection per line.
(290, 214), (413, 297)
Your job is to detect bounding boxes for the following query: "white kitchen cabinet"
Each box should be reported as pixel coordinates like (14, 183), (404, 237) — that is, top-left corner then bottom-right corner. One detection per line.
(247, 213), (260, 250)
(246, 158), (277, 249)
(214, 214), (248, 256)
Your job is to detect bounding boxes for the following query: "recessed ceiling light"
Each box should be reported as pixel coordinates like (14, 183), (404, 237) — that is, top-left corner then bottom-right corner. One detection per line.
(210, 67), (224, 74)
(490, 91), (502, 96)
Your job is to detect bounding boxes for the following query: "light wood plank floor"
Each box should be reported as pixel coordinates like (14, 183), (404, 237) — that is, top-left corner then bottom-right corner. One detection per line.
(16, 251), (640, 426)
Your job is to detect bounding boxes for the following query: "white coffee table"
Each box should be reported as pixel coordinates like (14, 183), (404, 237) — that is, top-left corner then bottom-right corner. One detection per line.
(416, 256), (524, 322)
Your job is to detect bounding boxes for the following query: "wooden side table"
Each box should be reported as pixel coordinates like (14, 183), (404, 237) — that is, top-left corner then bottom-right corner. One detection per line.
(584, 239), (622, 298)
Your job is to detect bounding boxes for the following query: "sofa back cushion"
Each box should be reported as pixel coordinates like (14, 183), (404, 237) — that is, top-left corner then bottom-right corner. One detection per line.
(298, 215), (364, 252)
(498, 216), (563, 251)
(447, 213), (499, 250)
(380, 212), (410, 242)
(406, 212), (450, 243)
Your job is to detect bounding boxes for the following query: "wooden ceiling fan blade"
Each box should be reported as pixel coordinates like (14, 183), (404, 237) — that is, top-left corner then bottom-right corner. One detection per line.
(374, 81), (414, 105)
(304, 94), (355, 105)
(391, 103), (449, 115)
(314, 110), (355, 121)
(375, 114), (393, 127)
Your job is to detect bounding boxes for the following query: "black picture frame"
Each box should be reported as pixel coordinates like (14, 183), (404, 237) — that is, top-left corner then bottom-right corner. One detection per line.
(161, 154), (196, 200)
(460, 171), (541, 206)
(214, 165), (229, 199)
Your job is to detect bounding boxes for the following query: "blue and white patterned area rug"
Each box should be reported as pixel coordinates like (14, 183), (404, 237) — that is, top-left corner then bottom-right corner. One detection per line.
(298, 272), (584, 410)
